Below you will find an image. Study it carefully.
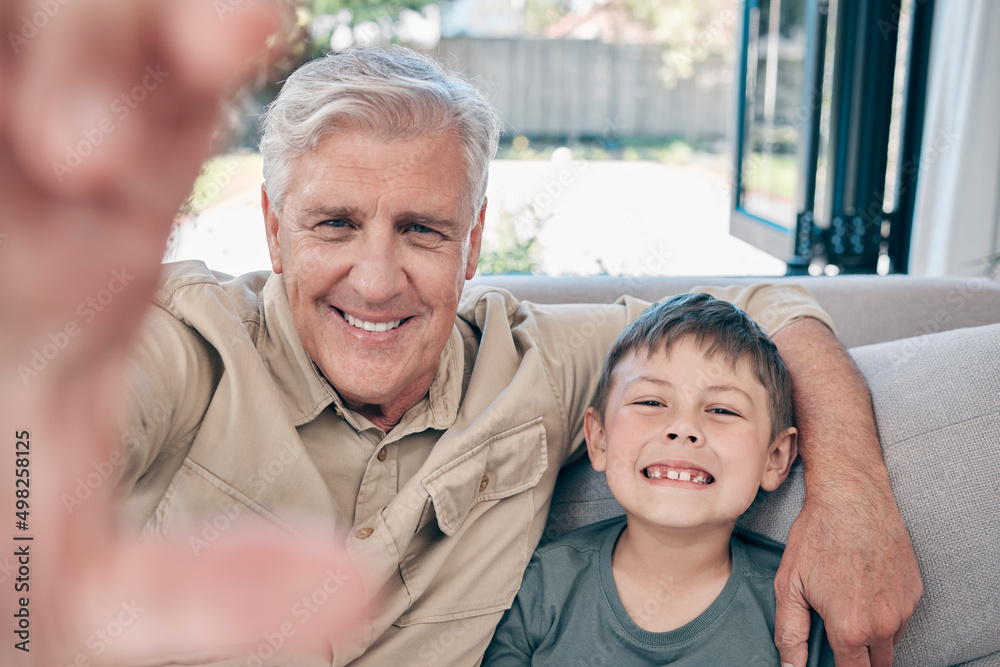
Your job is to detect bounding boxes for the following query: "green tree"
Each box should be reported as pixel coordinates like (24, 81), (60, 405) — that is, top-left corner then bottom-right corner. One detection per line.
(625, 0), (737, 85)
(307, 0), (437, 58)
(477, 206), (546, 275)
(312, 0), (434, 26)
(524, 0), (571, 35)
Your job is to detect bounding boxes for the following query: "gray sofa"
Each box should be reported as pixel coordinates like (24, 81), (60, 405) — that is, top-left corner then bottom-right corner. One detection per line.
(469, 274), (1000, 667)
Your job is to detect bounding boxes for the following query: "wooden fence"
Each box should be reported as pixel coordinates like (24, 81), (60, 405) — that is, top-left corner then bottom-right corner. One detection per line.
(431, 38), (732, 140)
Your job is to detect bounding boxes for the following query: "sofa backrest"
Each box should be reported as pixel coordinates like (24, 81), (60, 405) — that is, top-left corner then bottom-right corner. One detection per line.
(467, 275), (1000, 348)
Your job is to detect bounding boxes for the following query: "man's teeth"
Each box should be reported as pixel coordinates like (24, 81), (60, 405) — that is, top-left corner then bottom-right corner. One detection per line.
(644, 467), (712, 484)
(344, 312), (402, 333)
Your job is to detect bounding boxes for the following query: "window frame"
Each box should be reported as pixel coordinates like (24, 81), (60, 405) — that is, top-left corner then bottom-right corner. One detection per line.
(730, 0), (935, 275)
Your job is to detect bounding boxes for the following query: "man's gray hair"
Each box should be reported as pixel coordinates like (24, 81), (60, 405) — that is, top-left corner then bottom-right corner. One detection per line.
(260, 46), (502, 216)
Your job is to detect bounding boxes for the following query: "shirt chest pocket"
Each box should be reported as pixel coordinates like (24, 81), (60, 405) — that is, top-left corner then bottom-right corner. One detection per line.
(395, 417), (549, 626)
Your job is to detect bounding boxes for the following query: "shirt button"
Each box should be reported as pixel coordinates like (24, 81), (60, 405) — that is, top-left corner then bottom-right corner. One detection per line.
(479, 476), (489, 492)
(355, 527), (373, 539)
(377, 447), (387, 462)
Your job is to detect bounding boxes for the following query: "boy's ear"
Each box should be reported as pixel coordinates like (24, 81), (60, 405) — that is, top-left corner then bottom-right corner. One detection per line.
(760, 427), (798, 492)
(584, 407), (608, 472)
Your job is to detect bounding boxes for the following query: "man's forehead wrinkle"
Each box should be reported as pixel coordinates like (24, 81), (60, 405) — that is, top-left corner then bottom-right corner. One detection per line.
(294, 151), (436, 191)
(295, 178), (445, 216)
(282, 131), (475, 230)
(302, 205), (360, 219)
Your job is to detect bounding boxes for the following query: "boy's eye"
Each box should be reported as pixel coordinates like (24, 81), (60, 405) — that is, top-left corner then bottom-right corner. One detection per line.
(633, 400), (665, 407)
(708, 407), (739, 416)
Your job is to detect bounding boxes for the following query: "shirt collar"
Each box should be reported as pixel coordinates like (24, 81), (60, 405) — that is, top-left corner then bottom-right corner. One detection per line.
(259, 273), (464, 433)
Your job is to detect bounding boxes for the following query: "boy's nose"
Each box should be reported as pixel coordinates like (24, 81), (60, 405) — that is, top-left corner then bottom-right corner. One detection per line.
(667, 432), (698, 444)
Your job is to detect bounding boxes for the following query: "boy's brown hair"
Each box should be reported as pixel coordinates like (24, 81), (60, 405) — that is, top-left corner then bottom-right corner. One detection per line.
(592, 293), (795, 442)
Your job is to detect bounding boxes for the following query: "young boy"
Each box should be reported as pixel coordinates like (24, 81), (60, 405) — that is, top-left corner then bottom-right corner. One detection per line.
(483, 293), (833, 666)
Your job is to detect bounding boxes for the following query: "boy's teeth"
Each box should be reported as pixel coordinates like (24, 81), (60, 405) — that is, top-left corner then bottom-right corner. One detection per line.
(344, 312), (402, 332)
(644, 466), (712, 484)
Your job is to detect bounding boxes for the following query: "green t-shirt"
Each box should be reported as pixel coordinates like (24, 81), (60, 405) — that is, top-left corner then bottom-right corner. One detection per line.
(483, 516), (833, 666)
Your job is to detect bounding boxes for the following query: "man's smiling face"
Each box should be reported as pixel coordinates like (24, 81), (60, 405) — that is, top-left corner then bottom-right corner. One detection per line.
(263, 130), (484, 423)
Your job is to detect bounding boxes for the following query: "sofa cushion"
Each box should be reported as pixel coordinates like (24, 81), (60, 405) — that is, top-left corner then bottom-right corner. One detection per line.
(544, 322), (1000, 666)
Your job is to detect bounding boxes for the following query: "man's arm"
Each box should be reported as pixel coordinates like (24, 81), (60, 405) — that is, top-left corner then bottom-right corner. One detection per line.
(771, 318), (922, 667)
(1, 1), (366, 662)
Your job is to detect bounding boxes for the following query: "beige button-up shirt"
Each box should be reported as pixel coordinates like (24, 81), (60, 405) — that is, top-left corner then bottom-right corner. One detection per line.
(119, 261), (834, 666)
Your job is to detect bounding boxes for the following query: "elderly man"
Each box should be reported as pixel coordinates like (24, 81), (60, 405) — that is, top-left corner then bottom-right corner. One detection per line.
(0, 2), (917, 666)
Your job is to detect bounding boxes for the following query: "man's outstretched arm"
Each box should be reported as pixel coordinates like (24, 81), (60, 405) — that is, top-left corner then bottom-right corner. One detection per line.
(771, 317), (922, 667)
(0, 1), (366, 663)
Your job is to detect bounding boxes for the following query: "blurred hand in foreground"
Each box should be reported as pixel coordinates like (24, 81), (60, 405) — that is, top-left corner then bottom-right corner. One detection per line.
(0, 1), (367, 664)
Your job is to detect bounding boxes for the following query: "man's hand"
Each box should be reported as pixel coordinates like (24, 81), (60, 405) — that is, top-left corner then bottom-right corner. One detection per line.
(774, 483), (921, 666)
(771, 318), (922, 667)
(1, 1), (367, 664)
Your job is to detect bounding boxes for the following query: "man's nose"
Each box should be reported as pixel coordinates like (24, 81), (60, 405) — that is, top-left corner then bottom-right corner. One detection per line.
(347, 228), (407, 304)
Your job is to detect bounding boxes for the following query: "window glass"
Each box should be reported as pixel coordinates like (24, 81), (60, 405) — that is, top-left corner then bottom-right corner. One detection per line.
(882, 0), (913, 213)
(811, 0), (837, 230)
(738, 0), (807, 232)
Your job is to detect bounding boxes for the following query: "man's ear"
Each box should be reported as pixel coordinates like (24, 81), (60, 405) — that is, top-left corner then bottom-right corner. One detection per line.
(584, 407), (609, 473)
(465, 197), (487, 280)
(262, 184), (283, 274)
(760, 427), (798, 492)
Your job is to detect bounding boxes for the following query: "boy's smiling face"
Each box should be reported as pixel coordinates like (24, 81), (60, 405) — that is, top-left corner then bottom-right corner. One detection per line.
(585, 336), (796, 536)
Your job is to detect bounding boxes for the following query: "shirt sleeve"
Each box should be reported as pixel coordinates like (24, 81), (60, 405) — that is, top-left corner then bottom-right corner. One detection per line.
(690, 283), (836, 338)
(116, 305), (220, 529)
(481, 555), (546, 666)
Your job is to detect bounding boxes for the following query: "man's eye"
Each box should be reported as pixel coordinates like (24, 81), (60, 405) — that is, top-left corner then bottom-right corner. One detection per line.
(407, 224), (436, 234)
(320, 219), (351, 228)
